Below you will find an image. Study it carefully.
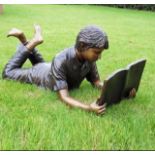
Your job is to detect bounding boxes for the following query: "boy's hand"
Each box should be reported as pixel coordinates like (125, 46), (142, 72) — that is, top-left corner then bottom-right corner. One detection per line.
(129, 88), (136, 98)
(89, 101), (106, 115)
(93, 80), (103, 90)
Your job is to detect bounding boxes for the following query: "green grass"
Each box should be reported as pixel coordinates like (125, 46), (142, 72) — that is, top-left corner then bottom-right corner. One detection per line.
(0, 5), (155, 150)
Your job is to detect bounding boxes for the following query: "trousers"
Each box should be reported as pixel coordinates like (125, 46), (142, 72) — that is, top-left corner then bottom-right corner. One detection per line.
(2, 44), (52, 89)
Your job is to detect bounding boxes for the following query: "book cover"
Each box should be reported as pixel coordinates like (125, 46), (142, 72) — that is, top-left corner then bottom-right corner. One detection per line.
(97, 58), (146, 106)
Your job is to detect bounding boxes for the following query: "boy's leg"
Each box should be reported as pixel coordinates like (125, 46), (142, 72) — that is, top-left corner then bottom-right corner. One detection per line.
(2, 25), (44, 83)
(2, 44), (34, 83)
(26, 24), (43, 51)
(28, 48), (45, 65)
(26, 25), (45, 65)
(7, 25), (45, 65)
(7, 28), (27, 44)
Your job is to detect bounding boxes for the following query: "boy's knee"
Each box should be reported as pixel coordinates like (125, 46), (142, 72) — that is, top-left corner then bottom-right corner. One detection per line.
(2, 68), (8, 79)
(2, 67), (11, 79)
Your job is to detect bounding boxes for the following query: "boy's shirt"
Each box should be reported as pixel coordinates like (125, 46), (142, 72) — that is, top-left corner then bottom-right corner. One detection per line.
(50, 46), (100, 91)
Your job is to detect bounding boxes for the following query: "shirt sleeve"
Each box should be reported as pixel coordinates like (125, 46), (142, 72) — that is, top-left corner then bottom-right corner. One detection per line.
(51, 58), (68, 91)
(86, 62), (100, 85)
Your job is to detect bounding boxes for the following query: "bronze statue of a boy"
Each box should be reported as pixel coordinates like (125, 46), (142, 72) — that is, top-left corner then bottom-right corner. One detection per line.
(2, 25), (109, 114)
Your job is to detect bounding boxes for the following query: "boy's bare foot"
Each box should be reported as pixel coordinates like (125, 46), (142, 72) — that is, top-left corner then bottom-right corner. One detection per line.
(33, 24), (43, 44)
(26, 24), (43, 51)
(7, 28), (23, 37)
(7, 28), (27, 44)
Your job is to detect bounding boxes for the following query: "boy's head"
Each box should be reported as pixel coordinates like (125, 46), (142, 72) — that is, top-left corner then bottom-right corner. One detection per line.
(75, 25), (109, 62)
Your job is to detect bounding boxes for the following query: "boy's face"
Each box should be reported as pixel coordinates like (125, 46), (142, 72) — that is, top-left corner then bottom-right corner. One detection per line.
(82, 48), (104, 62)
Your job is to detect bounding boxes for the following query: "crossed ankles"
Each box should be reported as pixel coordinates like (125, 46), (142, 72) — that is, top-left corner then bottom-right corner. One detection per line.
(25, 25), (43, 51)
(7, 24), (44, 51)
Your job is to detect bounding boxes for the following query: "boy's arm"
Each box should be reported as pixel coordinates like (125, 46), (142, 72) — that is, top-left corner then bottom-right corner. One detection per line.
(57, 89), (106, 115)
(86, 62), (104, 90)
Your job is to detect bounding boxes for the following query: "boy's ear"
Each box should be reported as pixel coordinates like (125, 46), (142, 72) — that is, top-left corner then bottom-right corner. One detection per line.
(79, 42), (85, 52)
(80, 42), (84, 48)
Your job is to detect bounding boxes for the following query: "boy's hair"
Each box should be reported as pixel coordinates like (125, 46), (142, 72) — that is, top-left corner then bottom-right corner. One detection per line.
(75, 25), (109, 52)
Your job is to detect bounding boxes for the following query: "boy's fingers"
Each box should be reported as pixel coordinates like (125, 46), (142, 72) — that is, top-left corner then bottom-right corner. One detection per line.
(97, 109), (105, 115)
(98, 105), (104, 109)
(98, 108), (106, 113)
(99, 105), (106, 110)
(100, 111), (106, 115)
(98, 107), (104, 111)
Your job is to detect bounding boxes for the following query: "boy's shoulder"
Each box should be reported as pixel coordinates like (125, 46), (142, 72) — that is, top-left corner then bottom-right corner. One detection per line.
(52, 46), (76, 67)
(53, 46), (75, 61)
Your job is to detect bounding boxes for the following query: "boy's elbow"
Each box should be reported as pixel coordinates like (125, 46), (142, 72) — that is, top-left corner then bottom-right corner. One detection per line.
(57, 91), (69, 102)
(57, 89), (71, 106)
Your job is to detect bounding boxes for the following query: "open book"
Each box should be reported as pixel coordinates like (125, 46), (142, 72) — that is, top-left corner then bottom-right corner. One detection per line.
(97, 59), (147, 106)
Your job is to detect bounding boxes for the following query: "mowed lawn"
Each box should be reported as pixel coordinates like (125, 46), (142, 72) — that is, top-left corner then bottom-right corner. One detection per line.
(0, 5), (155, 150)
